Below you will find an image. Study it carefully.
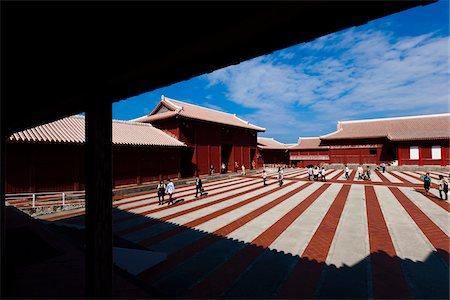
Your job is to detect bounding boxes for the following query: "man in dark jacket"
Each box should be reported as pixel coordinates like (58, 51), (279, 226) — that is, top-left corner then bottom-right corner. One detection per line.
(195, 176), (203, 198)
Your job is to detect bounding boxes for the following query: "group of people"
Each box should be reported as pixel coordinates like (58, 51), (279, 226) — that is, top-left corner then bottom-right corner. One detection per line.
(156, 179), (175, 205)
(356, 165), (371, 180)
(219, 161), (255, 175)
(307, 166), (327, 182)
(261, 166), (284, 187)
(156, 165), (450, 206)
(421, 172), (449, 200)
(156, 175), (207, 205)
(343, 164), (372, 180)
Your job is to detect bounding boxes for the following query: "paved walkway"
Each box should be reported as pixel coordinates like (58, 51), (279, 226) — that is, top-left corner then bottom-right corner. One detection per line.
(40, 168), (449, 298)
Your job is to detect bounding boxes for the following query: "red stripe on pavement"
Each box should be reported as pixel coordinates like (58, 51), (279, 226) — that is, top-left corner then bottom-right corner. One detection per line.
(116, 180), (277, 237)
(389, 187), (449, 265)
(49, 178), (253, 224)
(183, 183), (331, 299)
(139, 182), (314, 283)
(44, 209), (86, 221)
(365, 186), (410, 299)
(375, 170), (391, 184)
(397, 171), (439, 189)
(414, 171), (439, 180)
(330, 170), (344, 180)
(138, 181), (290, 246)
(276, 184), (350, 299)
(114, 179), (261, 224)
(413, 189), (450, 213)
(385, 171), (407, 183)
(115, 177), (254, 211)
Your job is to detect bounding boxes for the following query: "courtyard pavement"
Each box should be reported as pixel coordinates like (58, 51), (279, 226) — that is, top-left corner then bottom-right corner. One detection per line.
(45, 168), (449, 299)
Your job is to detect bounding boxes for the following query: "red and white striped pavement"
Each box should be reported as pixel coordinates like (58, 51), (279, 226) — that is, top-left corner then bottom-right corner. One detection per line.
(39, 168), (449, 299)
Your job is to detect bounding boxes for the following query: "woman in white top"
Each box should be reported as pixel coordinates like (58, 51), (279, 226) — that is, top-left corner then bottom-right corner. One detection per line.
(165, 179), (175, 205)
(357, 165), (364, 180)
(277, 170), (284, 186)
(313, 167), (319, 181)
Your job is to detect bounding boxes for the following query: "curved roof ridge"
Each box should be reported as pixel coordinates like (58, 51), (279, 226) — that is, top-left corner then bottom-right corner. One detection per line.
(233, 114), (266, 131)
(340, 113), (450, 124)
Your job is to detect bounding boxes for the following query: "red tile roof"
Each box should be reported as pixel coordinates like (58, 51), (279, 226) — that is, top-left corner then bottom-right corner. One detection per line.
(321, 113), (450, 141)
(289, 137), (329, 150)
(257, 137), (287, 150)
(8, 115), (186, 147)
(132, 96), (266, 132)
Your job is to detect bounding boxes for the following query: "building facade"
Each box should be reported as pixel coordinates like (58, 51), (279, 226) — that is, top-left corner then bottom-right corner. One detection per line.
(256, 137), (289, 167)
(289, 114), (450, 167)
(289, 137), (330, 167)
(6, 116), (185, 193)
(133, 96), (265, 176)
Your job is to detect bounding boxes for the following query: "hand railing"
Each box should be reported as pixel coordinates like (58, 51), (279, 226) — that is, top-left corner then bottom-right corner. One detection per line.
(5, 191), (85, 208)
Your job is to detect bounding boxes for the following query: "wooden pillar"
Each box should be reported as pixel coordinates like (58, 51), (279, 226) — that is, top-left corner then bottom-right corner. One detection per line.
(241, 145), (244, 168)
(30, 144), (36, 192)
(418, 147), (423, 166)
(0, 127), (5, 299)
(441, 146), (445, 166)
(397, 146), (402, 166)
(207, 144), (211, 174)
(85, 102), (113, 299)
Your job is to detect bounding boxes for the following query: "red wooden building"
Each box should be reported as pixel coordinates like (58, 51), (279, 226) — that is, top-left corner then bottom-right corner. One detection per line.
(133, 96), (265, 176)
(6, 115), (186, 193)
(256, 137), (289, 167)
(289, 137), (330, 167)
(289, 114), (450, 167)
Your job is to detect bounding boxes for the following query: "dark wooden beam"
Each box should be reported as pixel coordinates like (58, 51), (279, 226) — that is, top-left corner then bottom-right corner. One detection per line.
(85, 101), (113, 298)
(0, 101), (5, 298)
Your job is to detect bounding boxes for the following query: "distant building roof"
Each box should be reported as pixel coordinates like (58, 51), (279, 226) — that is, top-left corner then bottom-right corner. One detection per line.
(8, 115), (186, 147)
(320, 113), (450, 141)
(132, 96), (266, 132)
(257, 137), (287, 150)
(289, 137), (329, 150)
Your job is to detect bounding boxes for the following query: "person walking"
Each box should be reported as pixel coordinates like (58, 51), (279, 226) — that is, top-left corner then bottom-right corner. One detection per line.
(235, 161), (239, 173)
(366, 166), (371, 180)
(421, 172), (432, 194)
(313, 166), (319, 181)
(252, 160), (256, 170)
(210, 164), (215, 176)
(241, 164), (246, 176)
(156, 180), (166, 205)
(320, 167), (327, 182)
(221, 162), (226, 174)
(277, 169), (284, 186)
(195, 176), (203, 198)
(308, 166), (313, 181)
(345, 165), (350, 179)
(262, 169), (267, 186)
(381, 162), (386, 173)
(438, 175), (448, 200)
(357, 165), (364, 180)
(165, 178), (175, 205)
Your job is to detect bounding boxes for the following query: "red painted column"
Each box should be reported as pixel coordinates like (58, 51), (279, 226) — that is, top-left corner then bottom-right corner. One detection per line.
(441, 146), (445, 166)
(419, 147), (423, 166)
(207, 144), (211, 173)
(241, 145), (244, 168)
(397, 146), (402, 166)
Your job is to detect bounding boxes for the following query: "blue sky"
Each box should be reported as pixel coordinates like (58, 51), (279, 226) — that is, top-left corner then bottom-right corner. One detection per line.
(113, 1), (449, 144)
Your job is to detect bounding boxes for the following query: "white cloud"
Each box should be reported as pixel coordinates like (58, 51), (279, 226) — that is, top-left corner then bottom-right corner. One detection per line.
(206, 28), (449, 143)
(202, 102), (226, 112)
